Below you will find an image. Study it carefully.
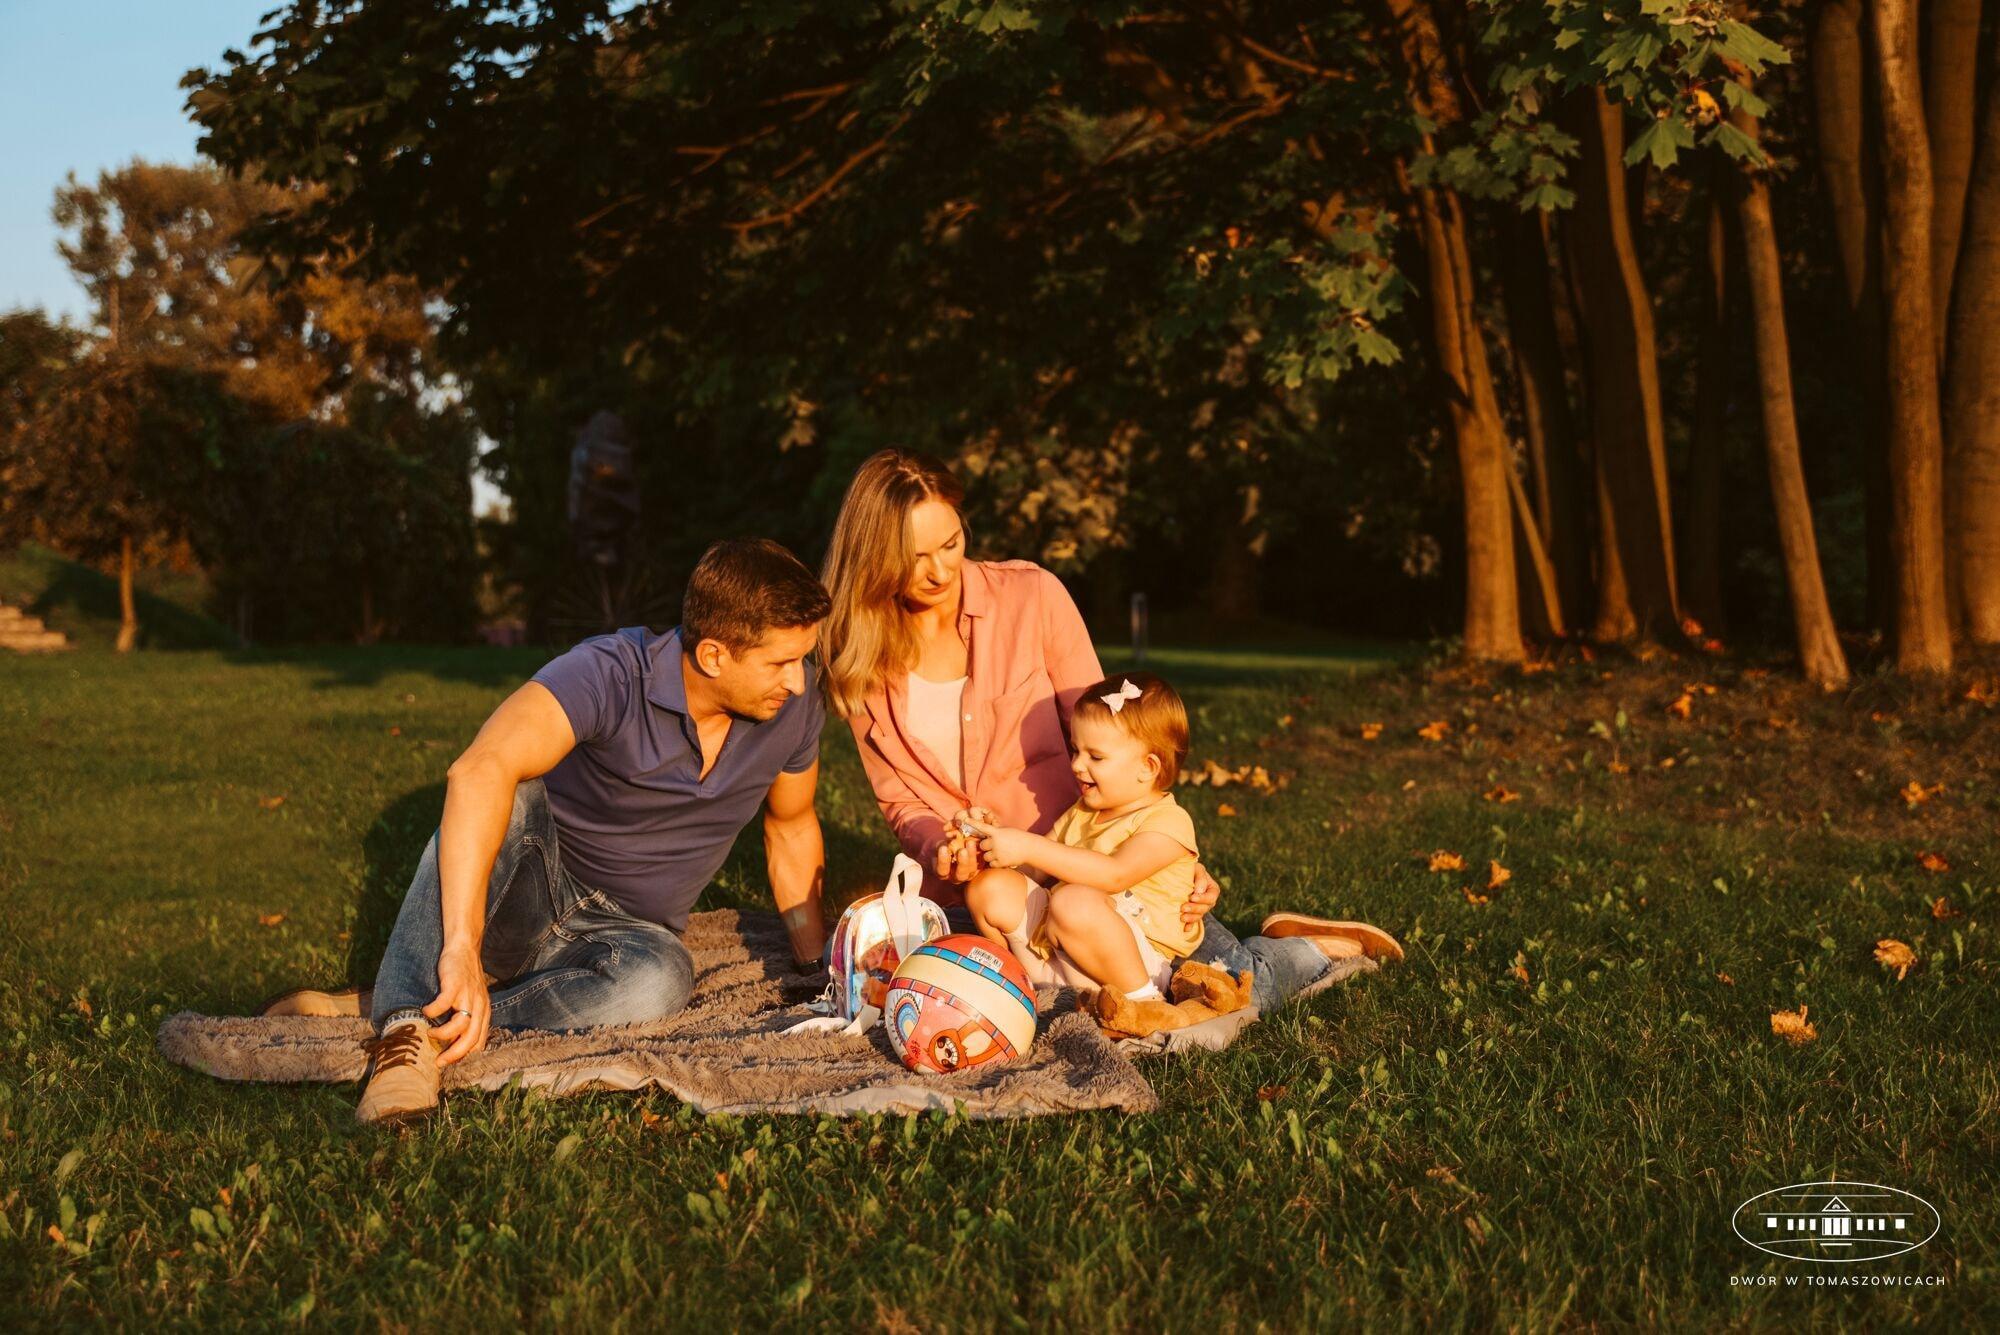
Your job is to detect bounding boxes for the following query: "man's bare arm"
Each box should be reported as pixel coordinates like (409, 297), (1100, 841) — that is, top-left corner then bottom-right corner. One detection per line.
(426, 681), (577, 1065)
(763, 761), (827, 966)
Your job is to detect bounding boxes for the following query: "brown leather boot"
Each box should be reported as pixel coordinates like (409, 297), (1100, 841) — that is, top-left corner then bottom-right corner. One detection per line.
(1260, 912), (1405, 962)
(354, 1021), (442, 1126)
(258, 985), (372, 1018)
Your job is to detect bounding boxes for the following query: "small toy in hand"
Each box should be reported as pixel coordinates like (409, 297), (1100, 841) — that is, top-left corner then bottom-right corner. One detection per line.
(883, 934), (1039, 1073)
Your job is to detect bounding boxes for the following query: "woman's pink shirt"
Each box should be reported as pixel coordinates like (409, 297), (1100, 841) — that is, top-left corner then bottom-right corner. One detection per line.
(847, 559), (1103, 903)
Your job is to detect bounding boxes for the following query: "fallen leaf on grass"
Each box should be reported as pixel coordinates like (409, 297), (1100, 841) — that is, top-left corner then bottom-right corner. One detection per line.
(1770, 1006), (1818, 1045)
(1508, 963), (1529, 985)
(1873, 939), (1917, 981)
(1899, 780), (1944, 808)
(1916, 851), (1950, 874)
(1359, 722), (1384, 741)
(1716, 972), (1734, 986)
(1931, 896), (1964, 921)
(256, 795), (286, 810)
(1428, 850), (1466, 872)
(388, 726), (403, 737)
(1607, 759), (1630, 774)
(1483, 785), (1519, 804)
(1277, 714), (1294, 729)
(1216, 803), (1238, 818)
(1257, 1085), (1288, 1102)
(1461, 886), (1490, 906)
(1417, 720), (1451, 742)
(1486, 861), (1511, 891)
(1966, 678), (1997, 705)
(258, 913), (285, 928)
(1667, 693), (1693, 719)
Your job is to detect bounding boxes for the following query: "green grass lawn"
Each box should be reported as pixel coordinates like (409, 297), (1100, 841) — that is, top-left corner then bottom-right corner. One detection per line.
(1, 643), (1993, 1327)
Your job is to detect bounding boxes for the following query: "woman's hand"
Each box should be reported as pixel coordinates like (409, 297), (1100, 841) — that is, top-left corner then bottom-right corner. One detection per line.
(1183, 862), (1221, 929)
(934, 830), (982, 882)
(964, 817), (1034, 871)
(423, 941), (492, 1067)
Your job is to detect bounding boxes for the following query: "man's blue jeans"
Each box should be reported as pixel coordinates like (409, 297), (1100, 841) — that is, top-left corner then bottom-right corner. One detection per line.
(369, 779), (695, 1034)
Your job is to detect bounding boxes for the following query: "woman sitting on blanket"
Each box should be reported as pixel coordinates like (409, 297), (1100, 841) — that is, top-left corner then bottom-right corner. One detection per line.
(816, 448), (1403, 1018)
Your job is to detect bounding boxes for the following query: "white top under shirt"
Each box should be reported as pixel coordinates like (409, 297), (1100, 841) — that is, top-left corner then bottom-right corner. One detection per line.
(903, 672), (969, 790)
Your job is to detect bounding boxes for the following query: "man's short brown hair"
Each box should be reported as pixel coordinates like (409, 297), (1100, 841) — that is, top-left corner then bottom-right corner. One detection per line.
(681, 538), (832, 655)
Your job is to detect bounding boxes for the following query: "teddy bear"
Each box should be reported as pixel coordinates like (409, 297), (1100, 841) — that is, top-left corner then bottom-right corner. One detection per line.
(1087, 958), (1255, 1038)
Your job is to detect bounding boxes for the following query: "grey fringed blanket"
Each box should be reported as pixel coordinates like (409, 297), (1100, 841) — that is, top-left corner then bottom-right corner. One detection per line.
(157, 910), (1375, 1118)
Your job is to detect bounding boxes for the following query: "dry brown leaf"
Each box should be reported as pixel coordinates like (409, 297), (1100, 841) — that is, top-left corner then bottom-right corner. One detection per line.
(1277, 714), (1294, 729)
(1771, 1005), (1818, 1045)
(1608, 759), (1630, 774)
(1870, 711), (1895, 724)
(1931, 896), (1964, 921)
(1486, 860), (1512, 891)
(1916, 850), (1950, 874)
(1966, 678), (1997, 704)
(1667, 693), (1693, 719)
(1417, 720), (1451, 742)
(1216, 802), (1238, 818)
(1483, 785), (1520, 804)
(256, 795), (286, 810)
(258, 913), (285, 928)
(1873, 939), (1917, 981)
(1461, 886), (1490, 906)
(1428, 850), (1467, 872)
(1716, 972), (1734, 986)
(388, 726), (403, 737)
(1899, 780), (1944, 808)
(1508, 963), (1529, 984)
(1256, 1084), (1288, 1102)
(1359, 722), (1384, 741)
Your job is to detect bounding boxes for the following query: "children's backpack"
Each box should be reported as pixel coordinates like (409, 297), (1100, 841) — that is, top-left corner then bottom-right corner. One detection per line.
(820, 854), (950, 1032)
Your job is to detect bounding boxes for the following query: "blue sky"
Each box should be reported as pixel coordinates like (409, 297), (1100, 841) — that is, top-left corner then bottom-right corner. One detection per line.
(1, 1), (280, 323)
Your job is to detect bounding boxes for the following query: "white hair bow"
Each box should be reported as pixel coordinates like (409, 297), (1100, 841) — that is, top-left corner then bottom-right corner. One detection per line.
(1101, 679), (1143, 714)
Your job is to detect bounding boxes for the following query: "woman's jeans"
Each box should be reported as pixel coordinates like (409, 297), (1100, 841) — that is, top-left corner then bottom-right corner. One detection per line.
(369, 779), (695, 1034)
(940, 907), (1328, 1012)
(1181, 920), (1331, 1012)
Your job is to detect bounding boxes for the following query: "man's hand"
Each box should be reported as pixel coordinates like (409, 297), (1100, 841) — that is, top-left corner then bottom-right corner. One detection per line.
(1184, 862), (1221, 929)
(424, 942), (491, 1067)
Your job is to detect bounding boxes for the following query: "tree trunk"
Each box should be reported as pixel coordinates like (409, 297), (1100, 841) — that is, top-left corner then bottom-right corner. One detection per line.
(1498, 206), (1590, 621)
(1731, 110), (1851, 687)
(1203, 482), (1264, 628)
(115, 533), (138, 654)
(1387, 0), (1521, 662)
(1925, 0), (1984, 364)
(1681, 176), (1733, 636)
(1506, 456), (1566, 639)
(1872, 0), (1954, 672)
(1813, 0), (1893, 631)
(1566, 88), (1681, 641)
(1945, 17), (2000, 642)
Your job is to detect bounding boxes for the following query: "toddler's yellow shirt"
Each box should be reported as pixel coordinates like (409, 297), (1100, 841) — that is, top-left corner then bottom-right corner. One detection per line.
(1046, 793), (1203, 957)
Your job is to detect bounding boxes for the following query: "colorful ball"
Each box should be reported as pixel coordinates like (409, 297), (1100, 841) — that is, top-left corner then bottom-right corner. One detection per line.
(883, 935), (1039, 1074)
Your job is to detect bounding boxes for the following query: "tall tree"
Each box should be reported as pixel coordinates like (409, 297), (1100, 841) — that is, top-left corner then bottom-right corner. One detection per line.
(1810, 0), (1892, 631)
(1727, 106), (1849, 686)
(1387, 0), (1522, 661)
(1871, 0), (1954, 672)
(1944, 17), (2000, 642)
(1566, 87), (1681, 642)
(1925, 0), (1984, 364)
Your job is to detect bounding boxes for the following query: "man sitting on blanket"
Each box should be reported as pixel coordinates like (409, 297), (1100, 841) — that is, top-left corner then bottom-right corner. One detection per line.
(260, 538), (833, 1125)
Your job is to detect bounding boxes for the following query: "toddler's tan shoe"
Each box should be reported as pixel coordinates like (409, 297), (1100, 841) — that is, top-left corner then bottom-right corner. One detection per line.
(1260, 912), (1405, 963)
(355, 1020), (442, 1126)
(257, 985), (371, 1018)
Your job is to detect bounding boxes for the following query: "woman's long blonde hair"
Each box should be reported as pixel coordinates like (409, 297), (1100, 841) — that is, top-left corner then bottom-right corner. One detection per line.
(819, 449), (967, 718)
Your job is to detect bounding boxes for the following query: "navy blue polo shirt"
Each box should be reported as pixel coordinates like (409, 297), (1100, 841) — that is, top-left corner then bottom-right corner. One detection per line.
(530, 626), (823, 930)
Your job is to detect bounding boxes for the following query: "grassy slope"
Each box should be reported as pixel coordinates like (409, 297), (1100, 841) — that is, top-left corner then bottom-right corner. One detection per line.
(0, 645), (1993, 1328)
(0, 543), (235, 652)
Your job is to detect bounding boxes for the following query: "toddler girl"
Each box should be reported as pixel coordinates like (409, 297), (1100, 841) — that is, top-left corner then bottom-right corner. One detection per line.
(960, 672), (1202, 1004)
